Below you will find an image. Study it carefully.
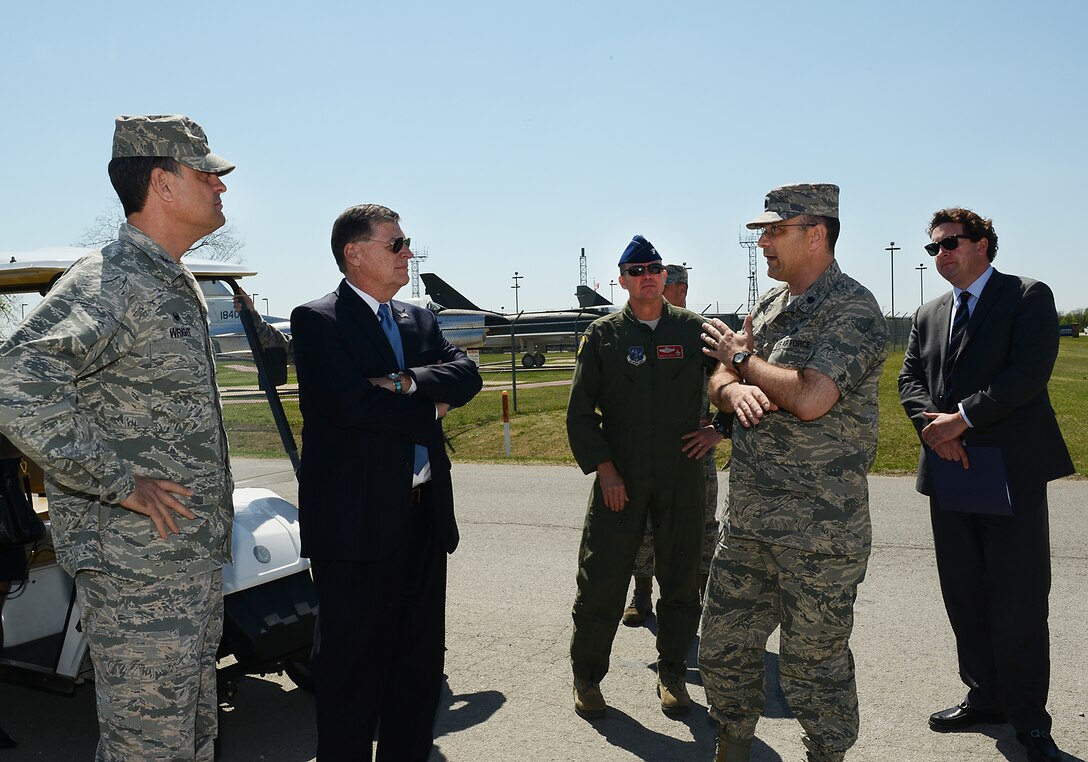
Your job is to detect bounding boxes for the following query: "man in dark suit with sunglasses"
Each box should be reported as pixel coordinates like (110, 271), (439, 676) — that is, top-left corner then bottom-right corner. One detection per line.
(567, 235), (715, 721)
(898, 207), (1072, 762)
(291, 204), (482, 761)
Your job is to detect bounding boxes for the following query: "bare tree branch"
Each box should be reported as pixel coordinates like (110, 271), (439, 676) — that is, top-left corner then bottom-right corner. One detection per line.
(76, 201), (246, 262)
(1, 203), (247, 336)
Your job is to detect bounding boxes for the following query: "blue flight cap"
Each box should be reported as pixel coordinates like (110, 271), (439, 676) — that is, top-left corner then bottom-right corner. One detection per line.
(618, 235), (662, 265)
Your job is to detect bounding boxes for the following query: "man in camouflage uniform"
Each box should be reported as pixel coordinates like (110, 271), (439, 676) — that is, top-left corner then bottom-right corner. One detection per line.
(568, 236), (715, 720)
(623, 263), (722, 626)
(698, 184), (888, 762)
(0, 115), (235, 761)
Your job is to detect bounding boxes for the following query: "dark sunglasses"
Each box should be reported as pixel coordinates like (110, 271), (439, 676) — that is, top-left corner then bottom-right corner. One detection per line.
(924, 234), (979, 257)
(621, 264), (667, 277)
(359, 236), (411, 254)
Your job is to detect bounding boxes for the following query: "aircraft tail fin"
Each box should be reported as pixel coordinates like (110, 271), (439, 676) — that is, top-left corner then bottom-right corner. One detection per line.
(420, 273), (482, 311)
(576, 285), (612, 308)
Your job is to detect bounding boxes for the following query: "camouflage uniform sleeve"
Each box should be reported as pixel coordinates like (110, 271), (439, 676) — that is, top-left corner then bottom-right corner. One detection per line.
(0, 260), (138, 503)
(566, 324), (612, 475)
(251, 313), (293, 362)
(806, 293), (889, 396)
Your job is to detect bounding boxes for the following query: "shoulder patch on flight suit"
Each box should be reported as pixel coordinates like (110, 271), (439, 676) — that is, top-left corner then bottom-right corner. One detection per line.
(627, 346), (646, 366)
(577, 334), (588, 356)
(657, 344), (684, 359)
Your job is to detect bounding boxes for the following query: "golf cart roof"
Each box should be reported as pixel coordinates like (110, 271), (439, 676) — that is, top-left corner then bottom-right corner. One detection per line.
(0, 246), (257, 295)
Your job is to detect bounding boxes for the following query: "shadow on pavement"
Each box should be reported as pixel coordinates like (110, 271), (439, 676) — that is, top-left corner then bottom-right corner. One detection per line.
(216, 675), (316, 761)
(434, 674), (506, 737)
(584, 704), (713, 761)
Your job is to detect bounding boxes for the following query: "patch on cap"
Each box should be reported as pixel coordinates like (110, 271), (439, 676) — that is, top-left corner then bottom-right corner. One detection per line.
(746, 183), (838, 229)
(112, 114), (234, 175)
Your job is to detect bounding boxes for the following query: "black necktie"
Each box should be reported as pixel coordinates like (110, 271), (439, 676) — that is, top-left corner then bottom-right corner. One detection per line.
(943, 291), (972, 386)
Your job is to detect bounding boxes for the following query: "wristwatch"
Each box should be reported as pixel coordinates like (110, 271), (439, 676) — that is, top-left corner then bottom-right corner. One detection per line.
(387, 373), (403, 394)
(731, 351), (753, 372)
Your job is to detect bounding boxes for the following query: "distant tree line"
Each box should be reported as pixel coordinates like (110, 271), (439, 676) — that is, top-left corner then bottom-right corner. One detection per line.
(1058, 308), (1088, 326)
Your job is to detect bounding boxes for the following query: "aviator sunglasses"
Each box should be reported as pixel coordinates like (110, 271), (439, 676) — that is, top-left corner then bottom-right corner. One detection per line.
(359, 236), (412, 253)
(621, 264), (667, 277)
(924, 234), (979, 257)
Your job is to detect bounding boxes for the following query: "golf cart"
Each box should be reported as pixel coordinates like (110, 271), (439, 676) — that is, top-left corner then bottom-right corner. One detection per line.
(0, 247), (316, 697)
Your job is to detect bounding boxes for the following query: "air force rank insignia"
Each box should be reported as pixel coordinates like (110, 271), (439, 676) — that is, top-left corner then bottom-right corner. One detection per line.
(627, 346), (646, 366)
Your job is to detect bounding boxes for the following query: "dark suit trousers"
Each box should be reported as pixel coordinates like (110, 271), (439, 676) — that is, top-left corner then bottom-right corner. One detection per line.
(930, 482), (1052, 732)
(310, 486), (448, 762)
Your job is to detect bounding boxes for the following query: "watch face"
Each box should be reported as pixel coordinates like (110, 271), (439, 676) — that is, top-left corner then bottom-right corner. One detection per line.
(732, 352), (748, 365)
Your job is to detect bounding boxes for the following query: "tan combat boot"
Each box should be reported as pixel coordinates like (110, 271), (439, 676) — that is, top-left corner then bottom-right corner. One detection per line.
(714, 729), (753, 762)
(573, 678), (606, 719)
(621, 575), (652, 626)
(656, 666), (692, 716)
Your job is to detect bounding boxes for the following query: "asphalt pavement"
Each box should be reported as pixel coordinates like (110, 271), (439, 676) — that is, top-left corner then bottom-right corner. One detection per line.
(1, 461), (1085, 761)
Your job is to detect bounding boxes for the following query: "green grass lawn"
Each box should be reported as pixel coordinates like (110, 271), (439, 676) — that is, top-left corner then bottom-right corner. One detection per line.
(223, 338), (1088, 476)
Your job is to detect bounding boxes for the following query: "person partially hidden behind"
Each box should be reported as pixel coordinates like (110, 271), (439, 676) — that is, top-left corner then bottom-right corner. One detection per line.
(898, 207), (1072, 762)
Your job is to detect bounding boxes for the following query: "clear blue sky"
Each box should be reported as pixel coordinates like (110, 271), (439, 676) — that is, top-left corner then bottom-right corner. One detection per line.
(2, 0), (1085, 318)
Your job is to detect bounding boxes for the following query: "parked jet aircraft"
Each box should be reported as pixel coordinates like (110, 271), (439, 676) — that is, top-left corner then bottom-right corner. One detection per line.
(421, 273), (617, 367)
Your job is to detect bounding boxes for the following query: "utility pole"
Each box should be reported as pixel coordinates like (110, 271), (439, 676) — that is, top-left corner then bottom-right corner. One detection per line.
(511, 271), (523, 313)
(886, 241), (900, 317)
(262, 297), (269, 316)
(916, 262), (927, 307)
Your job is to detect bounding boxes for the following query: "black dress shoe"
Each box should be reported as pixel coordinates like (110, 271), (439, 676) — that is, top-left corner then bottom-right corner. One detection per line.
(928, 701), (1005, 732)
(1017, 729), (1061, 761)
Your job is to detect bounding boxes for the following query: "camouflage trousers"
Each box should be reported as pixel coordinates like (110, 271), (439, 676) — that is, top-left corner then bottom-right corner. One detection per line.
(632, 454), (719, 578)
(698, 538), (868, 762)
(76, 568), (223, 762)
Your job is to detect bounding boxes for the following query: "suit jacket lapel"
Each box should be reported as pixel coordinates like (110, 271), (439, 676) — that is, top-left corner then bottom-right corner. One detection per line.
(337, 280), (400, 371)
(959, 269), (1006, 354)
(390, 300), (421, 366)
(944, 269), (1007, 391)
(933, 291), (953, 385)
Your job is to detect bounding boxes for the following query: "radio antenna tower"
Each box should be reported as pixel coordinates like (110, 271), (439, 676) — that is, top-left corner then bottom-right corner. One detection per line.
(410, 246), (429, 297)
(739, 231), (760, 313)
(579, 247), (588, 287)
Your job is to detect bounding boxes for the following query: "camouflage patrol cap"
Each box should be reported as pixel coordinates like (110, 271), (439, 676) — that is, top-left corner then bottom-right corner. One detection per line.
(746, 183), (838, 229)
(112, 115), (235, 175)
(618, 234), (662, 265)
(664, 264), (688, 285)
